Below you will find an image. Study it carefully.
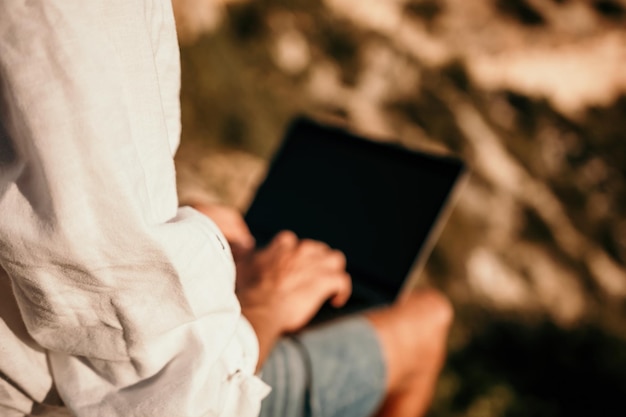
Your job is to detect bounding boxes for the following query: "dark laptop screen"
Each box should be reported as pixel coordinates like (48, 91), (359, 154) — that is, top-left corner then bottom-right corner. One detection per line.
(245, 118), (465, 309)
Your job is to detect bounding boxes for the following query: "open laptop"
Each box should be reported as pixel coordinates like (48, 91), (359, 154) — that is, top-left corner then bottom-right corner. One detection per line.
(245, 117), (467, 324)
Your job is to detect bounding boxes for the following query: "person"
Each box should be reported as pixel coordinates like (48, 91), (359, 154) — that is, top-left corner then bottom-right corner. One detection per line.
(193, 204), (454, 417)
(0, 1), (452, 417)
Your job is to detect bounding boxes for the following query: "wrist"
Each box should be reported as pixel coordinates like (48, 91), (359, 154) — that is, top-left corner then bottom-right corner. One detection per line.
(242, 306), (283, 370)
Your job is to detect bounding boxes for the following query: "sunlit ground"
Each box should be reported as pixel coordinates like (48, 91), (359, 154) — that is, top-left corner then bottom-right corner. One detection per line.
(172, 1), (626, 416)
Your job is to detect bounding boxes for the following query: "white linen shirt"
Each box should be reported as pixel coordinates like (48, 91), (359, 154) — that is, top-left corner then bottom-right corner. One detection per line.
(0, 1), (269, 416)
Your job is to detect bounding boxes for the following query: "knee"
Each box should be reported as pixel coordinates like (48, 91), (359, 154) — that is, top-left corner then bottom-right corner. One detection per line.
(419, 289), (454, 328)
(403, 288), (454, 332)
(371, 289), (453, 389)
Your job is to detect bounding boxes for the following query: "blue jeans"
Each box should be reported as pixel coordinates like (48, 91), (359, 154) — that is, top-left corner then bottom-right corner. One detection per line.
(259, 316), (387, 417)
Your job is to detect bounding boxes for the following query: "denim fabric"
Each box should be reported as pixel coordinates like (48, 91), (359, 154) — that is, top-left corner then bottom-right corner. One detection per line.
(260, 316), (386, 417)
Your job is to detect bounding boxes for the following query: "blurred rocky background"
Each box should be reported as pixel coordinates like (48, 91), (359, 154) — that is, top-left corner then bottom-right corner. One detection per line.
(171, 0), (626, 416)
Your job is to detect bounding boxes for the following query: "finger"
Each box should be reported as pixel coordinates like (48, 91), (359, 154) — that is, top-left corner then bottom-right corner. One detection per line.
(297, 239), (331, 257)
(224, 221), (255, 251)
(330, 272), (352, 307)
(229, 215), (255, 247)
(255, 230), (298, 265)
(325, 249), (347, 270)
(272, 230), (298, 249)
(303, 249), (346, 271)
(301, 271), (352, 308)
(194, 203), (255, 249)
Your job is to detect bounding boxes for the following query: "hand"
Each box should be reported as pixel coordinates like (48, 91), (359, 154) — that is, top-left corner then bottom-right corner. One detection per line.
(191, 202), (255, 261)
(236, 231), (352, 367)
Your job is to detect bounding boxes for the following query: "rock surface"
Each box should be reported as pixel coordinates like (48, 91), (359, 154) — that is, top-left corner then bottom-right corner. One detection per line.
(173, 1), (626, 416)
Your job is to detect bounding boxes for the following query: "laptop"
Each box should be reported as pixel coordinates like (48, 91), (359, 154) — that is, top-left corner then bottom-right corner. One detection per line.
(245, 117), (467, 323)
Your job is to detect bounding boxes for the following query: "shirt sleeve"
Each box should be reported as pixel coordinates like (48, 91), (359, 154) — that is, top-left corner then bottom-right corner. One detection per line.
(0, 1), (269, 416)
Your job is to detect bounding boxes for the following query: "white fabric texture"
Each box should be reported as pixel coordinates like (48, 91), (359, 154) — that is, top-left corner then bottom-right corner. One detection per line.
(0, 1), (269, 416)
